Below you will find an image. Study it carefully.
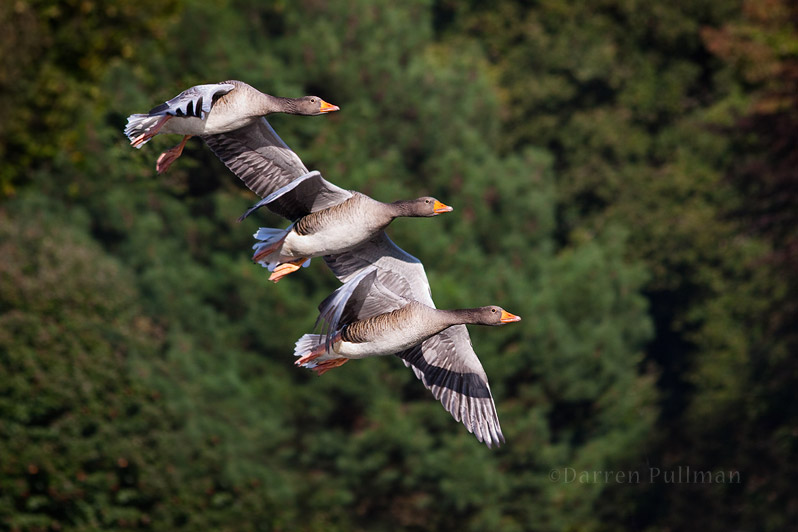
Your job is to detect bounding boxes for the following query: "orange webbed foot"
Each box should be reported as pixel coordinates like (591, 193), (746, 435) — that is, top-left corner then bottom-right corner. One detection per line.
(156, 135), (192, 174)
(312, 358), (349, 376)
(131, 133), (149, 148)
(296, 352), (321, 366)
(131, 115), (172, 148)
(269, 258), (308, 282)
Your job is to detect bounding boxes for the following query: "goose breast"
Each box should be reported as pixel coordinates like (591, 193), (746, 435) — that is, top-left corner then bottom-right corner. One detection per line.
(333, 303), (448, 359)
(281, 194), (392, 257)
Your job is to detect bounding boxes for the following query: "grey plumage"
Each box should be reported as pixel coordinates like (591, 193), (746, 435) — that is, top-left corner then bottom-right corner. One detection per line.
(205, 117), (311, 199)
(148, 83), (235, 119)
(124, 83), (235, 147)
(302, 264), (515, 448)
(241, 172), (451, 280)
(125, 80), (338, 172)
(324, 232), (432, 301)
(238, 170), (353, 222)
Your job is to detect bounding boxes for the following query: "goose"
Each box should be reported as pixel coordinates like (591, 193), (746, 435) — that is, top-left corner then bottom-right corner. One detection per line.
(196, 111), (452, 281)
(295, 258), (521, 448)
(124, 80), (339, 173)
(241, 171), (453, 281)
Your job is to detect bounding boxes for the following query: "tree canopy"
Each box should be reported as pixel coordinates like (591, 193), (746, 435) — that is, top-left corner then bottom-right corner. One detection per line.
(1, 0), (795, 530)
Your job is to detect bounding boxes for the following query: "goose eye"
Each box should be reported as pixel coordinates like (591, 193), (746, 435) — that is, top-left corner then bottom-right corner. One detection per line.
(491, 308), (497, 313)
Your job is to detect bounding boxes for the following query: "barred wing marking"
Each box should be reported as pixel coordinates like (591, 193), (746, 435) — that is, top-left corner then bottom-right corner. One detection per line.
(396, 326), (505, 448)
(148, 83), (235, 119)
(204, 118), (308, 200)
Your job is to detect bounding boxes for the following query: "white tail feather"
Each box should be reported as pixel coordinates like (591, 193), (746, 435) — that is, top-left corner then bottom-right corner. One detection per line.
(294, 334), (326, 368)
(253, 227), (287, 241)
(252, 227), (290, 269)
(124, 114), (164, 148)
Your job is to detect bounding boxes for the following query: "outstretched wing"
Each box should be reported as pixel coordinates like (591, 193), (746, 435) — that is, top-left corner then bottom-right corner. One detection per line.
(316, 268), (408, 331)
(204, 117), (309, 200)
(238, 170), (353, 222)
(321, 235), (504, 448)
(323, 232), (434, 307)
(148, 83), (235, 119)
(396, 325), (505, 448)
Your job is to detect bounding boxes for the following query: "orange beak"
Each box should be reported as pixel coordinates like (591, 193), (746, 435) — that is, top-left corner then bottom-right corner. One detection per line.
(319, 100), (340, 113)
(499, 309), (521, 323)
(433, 200), (453, 214)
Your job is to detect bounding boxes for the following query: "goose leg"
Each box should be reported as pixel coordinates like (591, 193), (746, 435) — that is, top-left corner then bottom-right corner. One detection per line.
(294, 332), (349, 375)
(295, 350), (348, 375)
(253, 233), (289, 263)
(312, 358), (349, 376)
(295, 332), (343, 368)
(295, 341), (330, 366)
(269, 258), (309, 282)
(130, 115), (171, 148)
(156, 135), (192, 174)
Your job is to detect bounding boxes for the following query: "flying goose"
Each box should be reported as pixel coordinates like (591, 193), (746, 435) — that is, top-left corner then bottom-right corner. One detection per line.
(124, 80), (339, 173)
(241, 171), (453, 281)
(295, 260), (520, 448)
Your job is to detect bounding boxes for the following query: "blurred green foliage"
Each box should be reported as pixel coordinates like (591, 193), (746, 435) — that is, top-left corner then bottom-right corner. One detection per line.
(0, 0), (796, 530)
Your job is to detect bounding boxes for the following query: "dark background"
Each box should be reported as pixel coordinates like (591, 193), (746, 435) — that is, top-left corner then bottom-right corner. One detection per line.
(1, 0), (796, 530)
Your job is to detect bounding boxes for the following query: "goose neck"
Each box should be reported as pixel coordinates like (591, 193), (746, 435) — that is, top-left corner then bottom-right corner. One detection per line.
(257, 93), (296, 115)
(388, 200), (418, 218)
(437, 308), (484, 327)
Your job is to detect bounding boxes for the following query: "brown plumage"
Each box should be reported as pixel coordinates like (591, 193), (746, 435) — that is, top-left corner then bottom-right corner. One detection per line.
(294, 268), (521, 448)
(124, 80), (339, 173)
(246, 172), (452, 281)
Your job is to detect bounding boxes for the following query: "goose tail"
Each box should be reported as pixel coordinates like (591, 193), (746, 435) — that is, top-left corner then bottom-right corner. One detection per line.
(293, 334), (326, 369)
(124, 114), (163, 148)
(252, 227), (290, 270)
(294, 334), (348, 375)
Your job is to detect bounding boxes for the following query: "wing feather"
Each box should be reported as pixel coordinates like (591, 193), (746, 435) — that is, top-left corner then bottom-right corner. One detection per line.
(148, 83), (235, 119)
(395, 326), (505, 448)
(323, 232), (434, 306)
(316, 268), (409, 334)
(238, 170), (353, 222)
(204, 117), (309, 200)
(318, 216), (504, 448)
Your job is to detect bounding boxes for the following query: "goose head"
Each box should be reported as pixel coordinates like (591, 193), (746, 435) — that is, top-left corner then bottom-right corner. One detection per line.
(393, 197), (454, 217)
(293, 96), (340, 115)
(470, 306), (522, 326)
